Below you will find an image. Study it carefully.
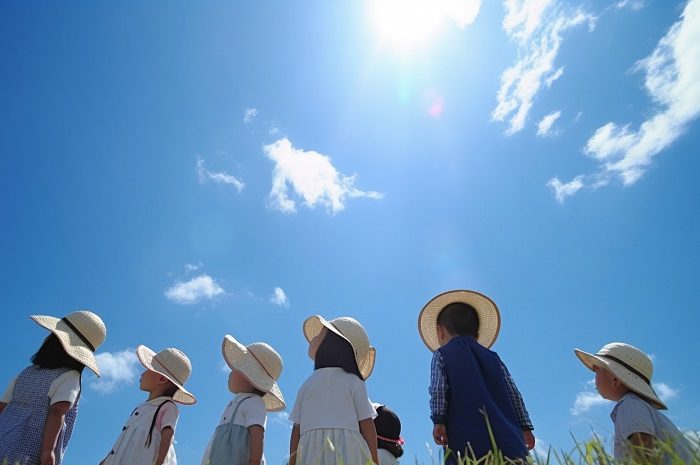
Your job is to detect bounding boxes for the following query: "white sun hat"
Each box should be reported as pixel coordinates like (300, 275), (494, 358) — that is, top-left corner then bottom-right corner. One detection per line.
(222, 335), (286, 412)
(303, 315), (376, 380)
(575, 342), (666, 410)
(31, 310), (107, 376)
(418, 290), (501, 351)
(137, 345), (196, 405)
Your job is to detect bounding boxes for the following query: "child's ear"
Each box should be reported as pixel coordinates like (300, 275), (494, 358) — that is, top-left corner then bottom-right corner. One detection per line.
(158, 375), (168, 385)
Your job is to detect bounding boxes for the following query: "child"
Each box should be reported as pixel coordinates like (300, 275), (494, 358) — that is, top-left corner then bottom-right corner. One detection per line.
(372, 404), (404, 465)
(201, 335), (286, 465)
(418, 290), (534, 463)
(0, 310), (107, 465)
(100, 345), (196, 465)
(289, 315), (379, 465)
(575, 342), (694, 464)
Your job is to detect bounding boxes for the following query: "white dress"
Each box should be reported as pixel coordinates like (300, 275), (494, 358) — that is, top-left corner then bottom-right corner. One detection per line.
(103, 396), (179, 465)
(378, 449), (399, 465)
(289, 368), (377, 465)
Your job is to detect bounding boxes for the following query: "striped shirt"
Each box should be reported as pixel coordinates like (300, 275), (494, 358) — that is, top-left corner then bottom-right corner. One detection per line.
(429, 350), (534, 431)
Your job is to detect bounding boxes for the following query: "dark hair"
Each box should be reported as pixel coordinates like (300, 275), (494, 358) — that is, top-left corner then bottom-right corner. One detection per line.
(436, 302), (479, 338)
(31, 334), (86, 373)
(374, 405), (404, 458)
(314, 329), (363, 380)
(161, 381), (179, 398)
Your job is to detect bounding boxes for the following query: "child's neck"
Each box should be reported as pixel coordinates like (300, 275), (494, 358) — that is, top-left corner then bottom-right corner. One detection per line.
(147, 390), (170, 401)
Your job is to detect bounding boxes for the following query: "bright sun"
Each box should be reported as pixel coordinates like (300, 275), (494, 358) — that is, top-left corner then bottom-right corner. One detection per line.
(368, 0), (445, 52)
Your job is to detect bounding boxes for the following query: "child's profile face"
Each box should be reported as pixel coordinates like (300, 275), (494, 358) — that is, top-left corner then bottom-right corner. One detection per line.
(594, 365), (624, 401)
(139, 369), (165, 392)
(228, 368), (255, 394)
(308, 327), (327, 361)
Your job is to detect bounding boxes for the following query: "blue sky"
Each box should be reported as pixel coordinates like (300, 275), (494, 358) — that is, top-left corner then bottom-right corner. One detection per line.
(1, 0), (699, 463)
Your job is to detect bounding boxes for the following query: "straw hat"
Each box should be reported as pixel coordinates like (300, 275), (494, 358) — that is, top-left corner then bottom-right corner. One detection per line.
(418, 290), (501, 351)
(222, 335), (286, 412)
(137, 345), (196, 405)
(31, 310), (107, 376)
(303, 315), (376, 380)
(575, 342), (666, 410)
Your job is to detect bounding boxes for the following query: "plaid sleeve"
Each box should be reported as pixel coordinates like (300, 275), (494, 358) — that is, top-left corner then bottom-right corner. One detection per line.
(501, 362), (534, 431)
(429, 350), (448, 424)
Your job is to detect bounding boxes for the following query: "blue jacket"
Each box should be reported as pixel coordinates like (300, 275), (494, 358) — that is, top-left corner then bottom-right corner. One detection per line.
(438, 336), (527, 462)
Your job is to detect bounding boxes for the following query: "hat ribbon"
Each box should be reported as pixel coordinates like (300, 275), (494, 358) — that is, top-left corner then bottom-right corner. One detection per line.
(599, 354), (650, 385)
(153, 355), (184, 385)
(249, 350), (274, 380)
(60, 317), (96, 352)
(377, 434), (404, 445)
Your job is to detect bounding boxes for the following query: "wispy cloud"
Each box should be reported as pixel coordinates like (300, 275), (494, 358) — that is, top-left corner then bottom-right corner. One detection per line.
(185, 262), (203, 273)
(270, 287), (289, 307)
(263, 138), (383, 215)
(196, 157), (245, 193)
(537, 110), (562, 136)
(654, 382), (679, 403)
(164, 274), (225, 305)
(547, 175), (585, 203)
(90, 349), (140, 393)
(270, 411), (292, 430)
(554, 0), (700, 199)
(571, 389), (613, 415)
(243, 107), (258, 124)
(612, 0), (645, 11)
(444, 0), (482, 28)
(493, 1), (596, 134)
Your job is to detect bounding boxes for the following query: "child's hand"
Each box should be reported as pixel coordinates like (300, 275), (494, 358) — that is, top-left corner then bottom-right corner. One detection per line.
(40, 449), (56, 465)
(523, 430), (535, 450)
(433, 424), (448, 446)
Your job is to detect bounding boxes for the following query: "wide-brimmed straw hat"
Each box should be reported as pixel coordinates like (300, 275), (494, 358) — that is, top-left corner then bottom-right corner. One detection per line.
(575, 342), (666, 410)
(31, 310), (107, 376)
(222, 335), (286, 412)
(418, 290), (501, 351)
(303, 315), (376, 380)
(137, 345), (196, 405)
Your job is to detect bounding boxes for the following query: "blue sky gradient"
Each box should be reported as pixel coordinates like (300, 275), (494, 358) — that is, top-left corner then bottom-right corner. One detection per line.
(1, 1), (699, 463)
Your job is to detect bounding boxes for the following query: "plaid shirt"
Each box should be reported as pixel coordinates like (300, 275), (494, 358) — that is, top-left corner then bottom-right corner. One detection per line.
(429, 350), (534, 431)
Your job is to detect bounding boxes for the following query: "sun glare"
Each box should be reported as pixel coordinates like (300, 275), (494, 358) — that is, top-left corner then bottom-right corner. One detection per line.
(369, 0), (445, 52)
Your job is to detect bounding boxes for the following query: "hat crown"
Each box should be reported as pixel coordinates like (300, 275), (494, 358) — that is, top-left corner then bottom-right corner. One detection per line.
(248, 342), (283, 380)
(330, 317), (371, 359)
(598, 342), (653, 381)
(65, 310), (107, 351)
(153, 348), (192, 385)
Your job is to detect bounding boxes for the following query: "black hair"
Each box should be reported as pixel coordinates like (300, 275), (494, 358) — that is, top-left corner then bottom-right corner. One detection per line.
(314, 329), (363, 380)
(31, 334), (86, 373)
(374, 405), (404, 458)
(436, 302), (479, 338)
(161, 381), (179, 398)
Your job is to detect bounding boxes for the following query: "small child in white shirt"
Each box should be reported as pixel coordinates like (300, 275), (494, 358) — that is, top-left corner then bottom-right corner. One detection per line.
(201, 335), (285, 465)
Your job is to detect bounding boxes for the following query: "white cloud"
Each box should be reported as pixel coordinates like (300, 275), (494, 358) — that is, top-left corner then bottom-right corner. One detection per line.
(533, 436), (550, 461)
(612, 0), (645, 11)
(243, 107), (258, 123)
(270, 287), (289, 307)
(444, 0), (482, 28)
(164, 274), (225, 304)
(196, 157), (245, 192)
(270, 411), (292, 430)
(653, 382), (679, 403)
(185, 262), (202, 273)
(537, 110), (562, 136)
(547, 175), (585, 203)
(263, 138), (383, 214)
(564, 0), (700, 197)
(571, 390), (613, 415)
(90, 350), (140, 393)
(493, 2), (596, 134)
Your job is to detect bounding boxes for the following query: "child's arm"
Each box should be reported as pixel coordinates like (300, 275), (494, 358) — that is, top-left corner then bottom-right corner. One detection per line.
(0, 401), (6, 414)
(153, 426), (174, 465)
(289, 423), (301, 465)
(359, 418), (379, 465)
(40, 400), (71, 465)
(500, 362), (535, 449)
(628, 432), (660, 465)
(247, 425), (264, 465)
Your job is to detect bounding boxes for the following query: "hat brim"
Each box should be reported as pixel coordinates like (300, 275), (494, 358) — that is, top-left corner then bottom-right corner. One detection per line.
(31, 315), (101, 376)
(137, 345), (196, 405)
(303, 315), (376, 380)
(222, 335), (286, 412)
(574, 349), (667, 410)
(418, 290), (501, 351)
